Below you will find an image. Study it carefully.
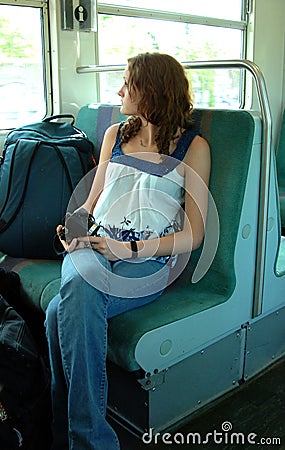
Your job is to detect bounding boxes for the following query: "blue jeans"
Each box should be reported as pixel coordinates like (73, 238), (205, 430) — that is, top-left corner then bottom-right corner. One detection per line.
(45, 249), (169, 450)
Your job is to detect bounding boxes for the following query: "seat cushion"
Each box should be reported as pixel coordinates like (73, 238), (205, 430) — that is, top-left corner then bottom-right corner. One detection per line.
(0, 254), (61, 311)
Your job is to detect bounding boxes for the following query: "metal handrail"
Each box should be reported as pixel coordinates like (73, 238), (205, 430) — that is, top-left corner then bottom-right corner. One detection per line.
(77, 59), (272, 318)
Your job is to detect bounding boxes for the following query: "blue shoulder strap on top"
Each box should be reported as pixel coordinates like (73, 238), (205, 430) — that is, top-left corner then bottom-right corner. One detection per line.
(112, 126), (198, 159)
(171, 129), (199, 161)
(110, 122), (125, 160)
(110, 126), (199, 176)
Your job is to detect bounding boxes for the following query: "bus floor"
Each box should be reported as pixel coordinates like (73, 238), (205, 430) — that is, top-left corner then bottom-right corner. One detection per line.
(110, 357), (285, 449)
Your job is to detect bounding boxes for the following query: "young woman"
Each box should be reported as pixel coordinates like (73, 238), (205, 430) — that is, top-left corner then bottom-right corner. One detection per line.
(45, 52), (210, 450)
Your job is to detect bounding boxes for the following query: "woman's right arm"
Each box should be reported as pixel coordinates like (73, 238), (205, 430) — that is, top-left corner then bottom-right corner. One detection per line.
(82, 123), (120, 212)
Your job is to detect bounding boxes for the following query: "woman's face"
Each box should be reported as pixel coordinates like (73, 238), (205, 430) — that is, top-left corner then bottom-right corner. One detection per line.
(118, 67), (140, 116)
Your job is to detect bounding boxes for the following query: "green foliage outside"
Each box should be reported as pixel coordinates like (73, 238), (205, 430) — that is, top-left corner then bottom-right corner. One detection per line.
(0, 17), (33, 62)
(98, 15), (241, 107)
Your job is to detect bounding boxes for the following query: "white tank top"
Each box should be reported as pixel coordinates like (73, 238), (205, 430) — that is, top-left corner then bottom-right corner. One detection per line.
(93, 124), (198, 261)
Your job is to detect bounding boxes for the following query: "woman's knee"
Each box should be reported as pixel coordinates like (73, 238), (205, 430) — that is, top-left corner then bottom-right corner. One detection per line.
(61, 250), (110, 292)
(45, 293), (61, 335)
(46, 294), (60, 317)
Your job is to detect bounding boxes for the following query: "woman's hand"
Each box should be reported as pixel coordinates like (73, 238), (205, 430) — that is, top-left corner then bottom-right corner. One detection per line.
(56, 225), (130, 260)
(77, 235), (129, 261)
(56, 225), (79, 253)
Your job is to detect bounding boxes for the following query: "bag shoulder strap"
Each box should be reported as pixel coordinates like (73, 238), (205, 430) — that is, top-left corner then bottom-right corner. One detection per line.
(0, 140), (39, 233)
(42, 114), (75, 125)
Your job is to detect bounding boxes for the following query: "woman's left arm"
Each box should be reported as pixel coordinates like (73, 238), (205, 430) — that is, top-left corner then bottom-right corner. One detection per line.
(79, 136), (210, 261)
(180, 134), (211, 250)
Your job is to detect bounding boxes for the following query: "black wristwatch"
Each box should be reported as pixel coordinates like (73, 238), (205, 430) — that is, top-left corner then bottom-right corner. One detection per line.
(130, 240), (138, 258)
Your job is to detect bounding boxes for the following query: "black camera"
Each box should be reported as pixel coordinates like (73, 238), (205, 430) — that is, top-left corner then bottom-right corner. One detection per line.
(59, 208), (100, 244)
(54, 208), (100, 255)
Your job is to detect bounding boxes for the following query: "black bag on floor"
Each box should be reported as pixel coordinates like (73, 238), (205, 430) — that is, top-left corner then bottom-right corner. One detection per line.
(0, 115), (95, 259)
(0, 293), (51, 450)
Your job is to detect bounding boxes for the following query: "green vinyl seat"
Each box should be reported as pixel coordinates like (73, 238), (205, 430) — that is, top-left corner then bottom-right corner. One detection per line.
(0, 105), (257, 373)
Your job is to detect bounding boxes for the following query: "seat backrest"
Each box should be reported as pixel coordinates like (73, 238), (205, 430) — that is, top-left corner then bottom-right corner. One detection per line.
(189, 109), (255, 298)
(76, 103), (126, 162)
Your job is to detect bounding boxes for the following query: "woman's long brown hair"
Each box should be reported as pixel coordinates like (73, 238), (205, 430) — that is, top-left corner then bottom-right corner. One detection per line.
(120, 53), (194, 155)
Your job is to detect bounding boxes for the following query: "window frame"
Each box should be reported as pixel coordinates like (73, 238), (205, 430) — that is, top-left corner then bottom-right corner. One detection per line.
(97, 2), (248, 29)
(95, 0), (250, 107)
(96, 1), (249, 65)
(0, 0), (52, 130)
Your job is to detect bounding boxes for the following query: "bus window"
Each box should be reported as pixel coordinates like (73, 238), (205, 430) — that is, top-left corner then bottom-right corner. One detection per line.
(0, 3), (48, 130)
(97, 0), (246, 107)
